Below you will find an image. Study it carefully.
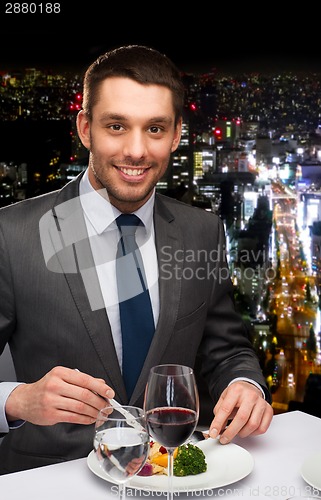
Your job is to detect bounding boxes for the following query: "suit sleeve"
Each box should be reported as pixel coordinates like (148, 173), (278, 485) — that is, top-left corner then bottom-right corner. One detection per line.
(0, 219), (20, 434)
(197, 215), (272, 404)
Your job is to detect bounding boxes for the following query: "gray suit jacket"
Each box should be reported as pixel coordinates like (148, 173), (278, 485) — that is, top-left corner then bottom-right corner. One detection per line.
(0, 171), (270, 473)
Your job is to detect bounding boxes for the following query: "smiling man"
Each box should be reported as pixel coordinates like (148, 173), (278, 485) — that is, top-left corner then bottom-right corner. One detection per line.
(0, 45), (273, 474)
(77, 76), (181, 213)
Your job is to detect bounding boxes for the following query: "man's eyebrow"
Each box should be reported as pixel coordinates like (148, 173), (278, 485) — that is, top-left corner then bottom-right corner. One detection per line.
(99, 112), (128, 123)
(147, 116), (173, 125)
(98, 113), (173, 125)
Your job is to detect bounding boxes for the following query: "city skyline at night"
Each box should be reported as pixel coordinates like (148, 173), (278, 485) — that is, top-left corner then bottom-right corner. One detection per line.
(1, 8), (321, 415)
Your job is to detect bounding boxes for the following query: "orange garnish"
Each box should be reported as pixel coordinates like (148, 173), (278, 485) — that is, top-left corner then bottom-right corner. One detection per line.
(151, 447), (178, 467)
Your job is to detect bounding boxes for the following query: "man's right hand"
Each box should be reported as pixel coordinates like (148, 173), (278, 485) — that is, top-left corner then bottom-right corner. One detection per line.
(5, 366), (115, 426)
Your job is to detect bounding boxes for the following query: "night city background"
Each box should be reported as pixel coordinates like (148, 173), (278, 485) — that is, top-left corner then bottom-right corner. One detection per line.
(1, 4), (321, 416)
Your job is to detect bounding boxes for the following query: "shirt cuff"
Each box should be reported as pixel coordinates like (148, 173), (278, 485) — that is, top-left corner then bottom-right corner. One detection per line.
(228, 377), (266, 399)
(0, 382), (26, 433)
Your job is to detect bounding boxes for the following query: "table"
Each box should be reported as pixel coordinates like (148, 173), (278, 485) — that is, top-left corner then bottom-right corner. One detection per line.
(1, 411), (320, 499)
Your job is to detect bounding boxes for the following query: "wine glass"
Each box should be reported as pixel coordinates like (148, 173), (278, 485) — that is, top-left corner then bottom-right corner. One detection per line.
(144, 364), (199, 500)
(93, 405), (150, 500)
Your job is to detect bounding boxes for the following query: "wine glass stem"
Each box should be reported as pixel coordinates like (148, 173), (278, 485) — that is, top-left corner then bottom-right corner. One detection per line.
(167, 449), (175, 500)
(118, 483), (126, 500)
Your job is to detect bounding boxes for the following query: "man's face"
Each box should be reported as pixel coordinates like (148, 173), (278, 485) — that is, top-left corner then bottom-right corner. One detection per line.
(77, 77), (182, 212)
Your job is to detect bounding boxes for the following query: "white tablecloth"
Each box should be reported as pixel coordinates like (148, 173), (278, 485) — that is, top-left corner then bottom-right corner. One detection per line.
(1, 410), (320, 499)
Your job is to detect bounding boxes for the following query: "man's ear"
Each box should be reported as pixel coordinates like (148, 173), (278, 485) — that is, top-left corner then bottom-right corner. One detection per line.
(171, 118), (182, 153)
(76, 110), (91, 150)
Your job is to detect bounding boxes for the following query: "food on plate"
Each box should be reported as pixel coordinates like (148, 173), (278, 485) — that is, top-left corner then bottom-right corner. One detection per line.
(137, 461), (154, 476)
(173, 442), (207, 476)
(138, 441), (176, 476)
(138, 441), (207, 477)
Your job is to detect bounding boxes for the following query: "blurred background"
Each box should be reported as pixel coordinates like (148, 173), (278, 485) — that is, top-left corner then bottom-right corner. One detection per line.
(1, 3), (321, 417)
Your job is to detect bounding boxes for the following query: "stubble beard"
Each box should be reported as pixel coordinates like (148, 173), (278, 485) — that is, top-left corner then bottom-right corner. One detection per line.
(88, 154), (159, 207)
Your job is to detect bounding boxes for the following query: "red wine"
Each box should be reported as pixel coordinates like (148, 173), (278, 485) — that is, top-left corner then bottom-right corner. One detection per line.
(146, 407), (197, 448)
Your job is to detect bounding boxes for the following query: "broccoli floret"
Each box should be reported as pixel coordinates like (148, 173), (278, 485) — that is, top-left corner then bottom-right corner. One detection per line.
(173, 443), (207, 476)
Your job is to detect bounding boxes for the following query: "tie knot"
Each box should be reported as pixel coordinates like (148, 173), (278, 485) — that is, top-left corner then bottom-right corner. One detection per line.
(116, 213), (141, 228)
(116, 214), (142, 238)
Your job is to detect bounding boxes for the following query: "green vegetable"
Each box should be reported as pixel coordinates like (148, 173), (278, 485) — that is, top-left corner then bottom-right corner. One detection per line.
(173, 443), (207, 476)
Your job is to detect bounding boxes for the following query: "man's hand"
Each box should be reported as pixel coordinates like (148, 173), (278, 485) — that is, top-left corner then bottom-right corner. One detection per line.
(5, 366), (115, 426)
(209, 381), (273, 444)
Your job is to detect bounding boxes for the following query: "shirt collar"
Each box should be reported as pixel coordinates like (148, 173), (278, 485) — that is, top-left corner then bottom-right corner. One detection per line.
(79, 168), (155, 235)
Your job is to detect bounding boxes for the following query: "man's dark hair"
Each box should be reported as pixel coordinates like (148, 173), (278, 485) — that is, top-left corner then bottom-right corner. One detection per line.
(82, 45), (185, 125)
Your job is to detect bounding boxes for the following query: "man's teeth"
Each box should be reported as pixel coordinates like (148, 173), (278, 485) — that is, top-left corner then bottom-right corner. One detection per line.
(119, 167), (144, 176)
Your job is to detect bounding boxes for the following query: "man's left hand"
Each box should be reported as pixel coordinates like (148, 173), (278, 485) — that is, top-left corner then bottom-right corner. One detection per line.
(209, 381), (273, 444)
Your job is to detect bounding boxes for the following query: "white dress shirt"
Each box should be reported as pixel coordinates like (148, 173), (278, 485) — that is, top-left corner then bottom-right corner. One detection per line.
(79, 169), (160, 370)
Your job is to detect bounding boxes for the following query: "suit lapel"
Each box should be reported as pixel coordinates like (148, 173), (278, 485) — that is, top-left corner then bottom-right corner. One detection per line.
(43, 178), (184, 404)
(43, 175), (127, 400)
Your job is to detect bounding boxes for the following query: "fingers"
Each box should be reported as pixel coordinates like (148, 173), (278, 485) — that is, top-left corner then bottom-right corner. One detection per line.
(71, 367), (115, 400)
(5, 366), (116, 427)
(209, 387), (240, 441)
(209, 381), (273, 444)
(51, 367), (115, 420)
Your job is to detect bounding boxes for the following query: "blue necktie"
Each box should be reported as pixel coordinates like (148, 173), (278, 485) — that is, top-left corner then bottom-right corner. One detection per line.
(116, 214), (155, 398)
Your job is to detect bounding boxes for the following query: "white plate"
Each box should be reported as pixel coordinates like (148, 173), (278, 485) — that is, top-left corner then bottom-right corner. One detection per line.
(87, 438), (254, 492)
(301, 451), (321, 491)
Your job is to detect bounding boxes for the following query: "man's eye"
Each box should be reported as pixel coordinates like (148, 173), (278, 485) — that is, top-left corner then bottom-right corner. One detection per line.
(110, 124), (123, 131)
(149, 126), (161, 134)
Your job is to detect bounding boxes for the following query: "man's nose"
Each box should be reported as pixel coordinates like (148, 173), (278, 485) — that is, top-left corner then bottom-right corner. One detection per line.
(122, 131), (147, 159)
